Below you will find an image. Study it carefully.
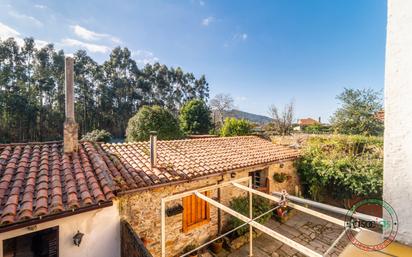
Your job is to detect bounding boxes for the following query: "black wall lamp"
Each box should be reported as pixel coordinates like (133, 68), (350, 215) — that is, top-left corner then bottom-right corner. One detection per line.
(73, 230), (84, 247)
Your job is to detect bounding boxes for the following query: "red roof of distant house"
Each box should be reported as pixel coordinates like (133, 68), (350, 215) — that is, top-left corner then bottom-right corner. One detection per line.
(298, 118), (319, 126)
(0, 136), (299, 228)
(375, 110), (384, 122)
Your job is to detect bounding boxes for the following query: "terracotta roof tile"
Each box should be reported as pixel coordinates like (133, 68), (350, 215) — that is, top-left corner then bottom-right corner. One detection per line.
(0, 142), (114, 227)
(0, 136), (298, 227)
(100, 136), (299, 191)
(298, 118), (319, 126)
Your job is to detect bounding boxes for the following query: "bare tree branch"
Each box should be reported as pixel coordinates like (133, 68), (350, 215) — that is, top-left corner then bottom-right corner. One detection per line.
(210, 93), (234, 124)
(268, 100), (295, 135)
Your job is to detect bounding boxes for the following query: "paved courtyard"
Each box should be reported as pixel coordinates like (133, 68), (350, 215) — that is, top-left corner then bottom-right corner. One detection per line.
(225, 211), (351, 257)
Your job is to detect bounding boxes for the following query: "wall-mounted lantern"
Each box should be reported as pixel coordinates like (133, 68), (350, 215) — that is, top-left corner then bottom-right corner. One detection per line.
(73, 231), (84, 247)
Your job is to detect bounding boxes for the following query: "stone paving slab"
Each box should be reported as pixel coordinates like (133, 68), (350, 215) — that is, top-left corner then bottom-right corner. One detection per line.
(225, 211), (351, 257)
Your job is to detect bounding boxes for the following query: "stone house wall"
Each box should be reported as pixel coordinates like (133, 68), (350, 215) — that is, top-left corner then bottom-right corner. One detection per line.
(121, 220), (153, 257)
(118, 160), (298, 257)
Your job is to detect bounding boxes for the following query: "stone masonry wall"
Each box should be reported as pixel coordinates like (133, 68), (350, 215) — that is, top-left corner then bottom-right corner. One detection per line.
(268, 161), (300, 195)
(118, 160), (298, 257)
(121, 220), (153, 257)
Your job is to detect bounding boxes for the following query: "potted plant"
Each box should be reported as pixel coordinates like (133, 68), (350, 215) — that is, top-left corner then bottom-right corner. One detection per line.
(211, 238), (223, 254)
(273, 172), (288, 183)
(273, 205), (296, 223)
(182, 244), (197, 257)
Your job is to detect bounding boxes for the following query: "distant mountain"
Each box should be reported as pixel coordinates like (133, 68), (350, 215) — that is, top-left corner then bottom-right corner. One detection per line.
(222, 109), (273, 124)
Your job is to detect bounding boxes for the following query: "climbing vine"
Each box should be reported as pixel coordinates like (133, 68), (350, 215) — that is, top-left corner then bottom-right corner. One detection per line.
(296, 135), (383, 201)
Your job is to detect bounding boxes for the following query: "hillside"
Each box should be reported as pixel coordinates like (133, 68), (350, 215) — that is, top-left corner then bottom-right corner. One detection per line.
(222, 109), (273, 124)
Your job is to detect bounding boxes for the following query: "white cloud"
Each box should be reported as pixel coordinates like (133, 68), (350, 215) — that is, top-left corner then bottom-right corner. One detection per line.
(34, 4), (47, 9)
(202, 16), (214, 26)
(0, 22), (48, 48)
(0, 22), (21, 38)
(34, 39), (49, 49)
(71, 25), (121, 44)
(234, 32), (248, 41)
(223, 32), (248, 48)
(8, 10), (43, 27)
(236, 96), (247, 101)
(132, 50), (159, 66)
(61, 38), (111, 53)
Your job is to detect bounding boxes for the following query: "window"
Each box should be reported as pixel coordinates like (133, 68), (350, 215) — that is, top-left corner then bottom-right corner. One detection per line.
(182, 192), (210, 232)
(249, 170), (263, 188)
(3, 226), (59, 257)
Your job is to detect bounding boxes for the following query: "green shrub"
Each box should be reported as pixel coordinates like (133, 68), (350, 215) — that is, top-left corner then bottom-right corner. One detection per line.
(126, 105), (182, 141)
(303, 124), (331, 134)
(81, 129), (112, 143)
(179, 99), (212, 135)
(296, 135), (383, 200)
(228, 195), (272, 236)
(273, 172), (288, 183)
(220, 118), (252, 137)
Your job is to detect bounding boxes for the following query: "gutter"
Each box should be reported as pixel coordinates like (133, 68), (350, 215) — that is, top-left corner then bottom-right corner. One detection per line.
(0, 201), (113, 233)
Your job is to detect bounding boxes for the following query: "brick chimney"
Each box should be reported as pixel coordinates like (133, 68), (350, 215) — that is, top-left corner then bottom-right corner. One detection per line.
(63, 56), (79, 153)
(150, 131), (157, 169)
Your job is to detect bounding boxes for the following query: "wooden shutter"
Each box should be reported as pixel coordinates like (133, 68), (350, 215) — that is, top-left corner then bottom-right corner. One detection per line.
(182, 192), (210, 232)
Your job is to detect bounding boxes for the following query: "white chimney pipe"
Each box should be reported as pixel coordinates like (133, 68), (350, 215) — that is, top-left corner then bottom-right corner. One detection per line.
(150, 131), (157, 169)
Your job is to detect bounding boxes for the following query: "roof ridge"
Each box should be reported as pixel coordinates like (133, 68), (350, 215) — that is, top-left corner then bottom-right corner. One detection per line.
(0, 141), (63, 147)
(100, 135), (261, 146)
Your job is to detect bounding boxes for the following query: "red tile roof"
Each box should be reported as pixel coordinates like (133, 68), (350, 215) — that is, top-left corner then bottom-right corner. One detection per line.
(0, 136), (299, 227)
(100, 136), (299, 191)
(298, 118), (319, 126)
(375, 110), (384, 122)
(0, 142), (115, 227)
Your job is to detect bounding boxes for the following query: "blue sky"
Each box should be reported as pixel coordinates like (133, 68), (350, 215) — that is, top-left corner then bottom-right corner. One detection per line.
(0, 0), (387, 121)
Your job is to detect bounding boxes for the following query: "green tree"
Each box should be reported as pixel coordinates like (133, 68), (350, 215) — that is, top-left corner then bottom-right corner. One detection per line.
(220, 117), (252, 137)
(74, 50), (101, 135)
(126, 105), (181, 141)
(179, 99), (212, 134)
(0, 37), (209, 143)
(103, 47), (141, 138)
(331, 88), (383, 136)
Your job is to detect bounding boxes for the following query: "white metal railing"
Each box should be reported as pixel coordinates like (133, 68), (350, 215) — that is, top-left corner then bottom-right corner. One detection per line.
(271, 191), (384, 224)
(160, 176), (380, 257)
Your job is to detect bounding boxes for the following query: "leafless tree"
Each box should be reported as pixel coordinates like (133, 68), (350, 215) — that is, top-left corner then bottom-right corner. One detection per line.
(210, 94), (234, 124)
(268, 100), (295, 135)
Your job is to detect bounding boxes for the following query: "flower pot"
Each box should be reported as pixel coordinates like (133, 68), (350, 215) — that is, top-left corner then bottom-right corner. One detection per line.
(211, 240), (223, 254)
(273, 207), (296, 223)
